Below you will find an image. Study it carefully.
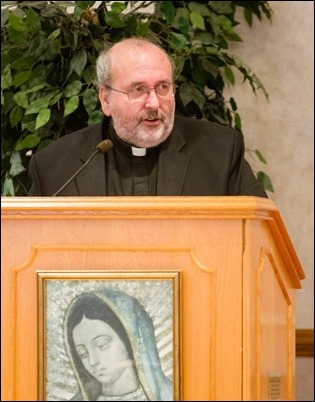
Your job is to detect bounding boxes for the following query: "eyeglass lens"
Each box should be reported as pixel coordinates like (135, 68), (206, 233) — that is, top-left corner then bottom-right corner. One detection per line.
(129, 83), (174, 100)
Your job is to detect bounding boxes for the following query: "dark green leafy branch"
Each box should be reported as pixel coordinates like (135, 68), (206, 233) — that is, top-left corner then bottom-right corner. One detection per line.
(1, 0), (274, 195)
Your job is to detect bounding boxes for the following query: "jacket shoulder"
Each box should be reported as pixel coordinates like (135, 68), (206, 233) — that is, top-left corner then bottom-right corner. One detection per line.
(174, 115), (241, 139)
(36, 123), (103, 157)
(173, 115), (243, 151)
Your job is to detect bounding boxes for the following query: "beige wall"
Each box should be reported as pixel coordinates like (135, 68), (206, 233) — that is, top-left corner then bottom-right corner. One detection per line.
(225, 1), (314, 328)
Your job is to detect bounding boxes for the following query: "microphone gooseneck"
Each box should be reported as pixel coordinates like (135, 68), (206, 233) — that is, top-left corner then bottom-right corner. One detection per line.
(52, 139), (113, 196)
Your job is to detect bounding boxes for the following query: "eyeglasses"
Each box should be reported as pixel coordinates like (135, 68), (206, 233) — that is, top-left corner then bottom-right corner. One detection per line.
(105, 82), (176, 102)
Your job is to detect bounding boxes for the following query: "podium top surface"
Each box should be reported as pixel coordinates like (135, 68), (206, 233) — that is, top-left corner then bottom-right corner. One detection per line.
(1, 196), (305, 286)
(1, 195), (275, 218)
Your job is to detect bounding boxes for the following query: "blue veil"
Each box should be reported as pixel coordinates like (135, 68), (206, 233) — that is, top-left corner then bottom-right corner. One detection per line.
(63, 288), (173, 401)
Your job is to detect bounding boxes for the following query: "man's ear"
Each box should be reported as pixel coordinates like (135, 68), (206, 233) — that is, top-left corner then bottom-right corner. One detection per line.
(99, 86), (111, 116)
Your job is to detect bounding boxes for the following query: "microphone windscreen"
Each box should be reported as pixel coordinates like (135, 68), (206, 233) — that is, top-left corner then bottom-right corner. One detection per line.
(96, 139), (113, 154)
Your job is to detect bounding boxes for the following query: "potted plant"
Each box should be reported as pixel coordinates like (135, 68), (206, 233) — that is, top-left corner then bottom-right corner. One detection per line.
(1, 1), (274, 195)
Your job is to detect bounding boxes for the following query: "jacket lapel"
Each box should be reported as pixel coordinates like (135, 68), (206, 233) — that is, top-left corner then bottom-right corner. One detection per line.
(76, 128), (107, 196)
(157, 126), (189, 195)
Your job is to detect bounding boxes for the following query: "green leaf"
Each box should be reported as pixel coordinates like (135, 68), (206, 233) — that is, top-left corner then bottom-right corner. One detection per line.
(73, 4), (85, 21)
(37, 39), (60, 62)
(25, 84), (47, 94)
(207, 13), (221, 35)
(135, 21), (149, 36)
(25, 96), (49, 115)
(14, 91), (29, 109)
(229, 97), (237, 112)
(88, 110), (103, 126)
(10, 105), (23, 127)
(72, 30), (78, 50)
(169, 33), (188, 50)
(68, 50), (88, 78)
(255, 149), (267, 164)
(8, 13), (26, 32)
(2, 177), (15, 196)
(234, 112), (241, 131)
(177, 16), (189, 36)
(9, 151), (26, 177)
(11, 55), (36, 70)
(75, 1), (96, 9)
(35, 108), (51, 130)
(21, 115), (36, 132)
(83, 88), (98, 113)
(212, 113), (229, 125)
(174, 6), (190, 25)
(12, 71), (32, 87)
(179, 82), (205, 110)
(105, 13), (126, 28)
(15, 134), (41, 150)
(202, 59), (219, 79)
(219, 15), (233, 32)
(224, 66), (235, 85)
(209, 1), (234, 14)
(173, 56), (185, 78)
(188, 2), (210, 16)
(224, 31), (243, 42)
(47, 28), (61, 40)
(49, 92), (63, 106)
(7, 26), (29, 44)
(195, 32), (215, 46)
(26, 8), (41, 33)
(64, 95), (79, 117)
(2, 66), (12, 89)
(1, 8), (9, 28)
(190, 12), (205, 31)
(192, 61), (209, 87)
(110, 2), (126, 14)
(159, 1), (176, 24)
(28, 65), (46, 87)
(64, 80), (82, 97)
(2, 91), (16, 113)
(82, 65), (96, 84)
(257, 171), (274, 192)
(244, 9), (253, 27)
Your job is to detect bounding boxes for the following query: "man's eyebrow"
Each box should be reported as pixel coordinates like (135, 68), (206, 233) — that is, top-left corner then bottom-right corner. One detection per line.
(129, 81), (145, 87)
(129, 80), (170, 87)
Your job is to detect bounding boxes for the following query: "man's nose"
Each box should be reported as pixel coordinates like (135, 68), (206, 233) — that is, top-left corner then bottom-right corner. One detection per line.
(144, 89), (160, 108)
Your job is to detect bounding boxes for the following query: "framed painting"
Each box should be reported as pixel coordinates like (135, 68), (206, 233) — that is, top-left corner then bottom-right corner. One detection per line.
(37, 271), (180, 401)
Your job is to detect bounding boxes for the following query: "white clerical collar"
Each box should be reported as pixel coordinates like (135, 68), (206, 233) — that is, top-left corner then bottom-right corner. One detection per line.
(131, 147), (147, 156)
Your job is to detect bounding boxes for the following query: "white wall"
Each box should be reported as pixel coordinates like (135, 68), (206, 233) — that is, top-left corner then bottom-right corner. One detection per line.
(225, 1), (314, 328)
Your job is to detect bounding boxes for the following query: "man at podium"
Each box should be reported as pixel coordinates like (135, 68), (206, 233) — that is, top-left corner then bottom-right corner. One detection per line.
(28, 37), (267, 199)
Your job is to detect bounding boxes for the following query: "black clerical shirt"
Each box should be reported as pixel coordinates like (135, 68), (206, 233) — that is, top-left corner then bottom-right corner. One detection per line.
(106, 127), (159, 196)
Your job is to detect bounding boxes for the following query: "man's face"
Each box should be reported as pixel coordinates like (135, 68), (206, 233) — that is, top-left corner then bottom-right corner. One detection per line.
(99, 44), (175, 148)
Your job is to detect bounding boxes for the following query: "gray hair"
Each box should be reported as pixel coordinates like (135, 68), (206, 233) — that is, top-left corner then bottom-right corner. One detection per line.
(95, 37), (174, 89)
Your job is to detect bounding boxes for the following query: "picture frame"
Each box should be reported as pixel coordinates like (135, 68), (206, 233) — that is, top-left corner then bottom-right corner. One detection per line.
(37, 271), (180, 401)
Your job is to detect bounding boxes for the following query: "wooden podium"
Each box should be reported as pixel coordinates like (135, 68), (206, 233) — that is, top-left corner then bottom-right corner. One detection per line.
(1, 196), (304, 401)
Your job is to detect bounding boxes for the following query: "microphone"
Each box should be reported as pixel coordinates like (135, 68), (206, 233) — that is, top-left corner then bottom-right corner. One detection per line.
(52, 139), (113, 196)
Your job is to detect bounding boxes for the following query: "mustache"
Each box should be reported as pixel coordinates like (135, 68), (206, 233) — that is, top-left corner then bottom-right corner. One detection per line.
(138, 109), (166, 121)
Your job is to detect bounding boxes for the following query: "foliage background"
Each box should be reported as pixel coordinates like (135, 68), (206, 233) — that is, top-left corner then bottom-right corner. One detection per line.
(1, 0), (273, 195)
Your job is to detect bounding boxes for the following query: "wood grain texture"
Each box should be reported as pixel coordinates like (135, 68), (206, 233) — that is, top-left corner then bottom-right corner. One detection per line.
(1, 196), (305, 401)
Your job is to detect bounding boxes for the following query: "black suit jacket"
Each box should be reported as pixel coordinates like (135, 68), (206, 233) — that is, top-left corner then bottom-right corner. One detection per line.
(28, 115), (267, 197)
